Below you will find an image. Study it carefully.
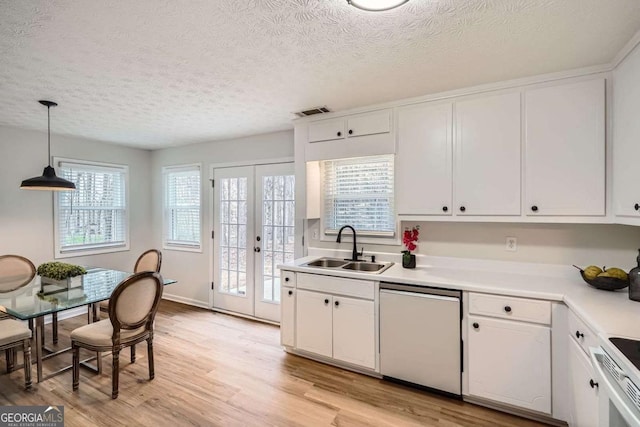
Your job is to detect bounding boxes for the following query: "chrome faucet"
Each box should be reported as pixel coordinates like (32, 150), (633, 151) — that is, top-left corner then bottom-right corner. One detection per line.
(336, 225), (361, 261)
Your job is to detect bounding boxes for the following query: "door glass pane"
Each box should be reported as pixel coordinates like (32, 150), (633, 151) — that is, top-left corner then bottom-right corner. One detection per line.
(261, 174), (295, 303)
(219, 177), (248, 296)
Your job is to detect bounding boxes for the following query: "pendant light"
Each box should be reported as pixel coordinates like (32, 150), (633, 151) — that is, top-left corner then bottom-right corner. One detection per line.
(347, 0), (409, 11)
(20, 100), (76, 191)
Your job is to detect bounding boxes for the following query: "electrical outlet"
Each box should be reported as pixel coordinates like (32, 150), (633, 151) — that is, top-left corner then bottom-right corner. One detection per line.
(505, 237), (517, 252)
(312, 226), (319, 240)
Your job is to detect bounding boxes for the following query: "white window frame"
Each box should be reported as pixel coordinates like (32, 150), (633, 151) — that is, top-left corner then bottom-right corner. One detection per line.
(162, 163), (203, 253)
(54, 157), (130, 258)
(319, 155), (399, 245)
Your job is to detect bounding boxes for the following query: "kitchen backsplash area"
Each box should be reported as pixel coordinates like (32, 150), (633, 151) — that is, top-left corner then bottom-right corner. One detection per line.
(306, 220), (640, 269)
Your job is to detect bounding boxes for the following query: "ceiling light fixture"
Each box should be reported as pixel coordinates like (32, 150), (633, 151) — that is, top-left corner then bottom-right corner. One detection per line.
(347, 0), (409, 12)
(20, 100), (76, 191)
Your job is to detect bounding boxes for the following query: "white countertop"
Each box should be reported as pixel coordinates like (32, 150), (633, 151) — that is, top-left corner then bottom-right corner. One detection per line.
(280, 255), (640, 340)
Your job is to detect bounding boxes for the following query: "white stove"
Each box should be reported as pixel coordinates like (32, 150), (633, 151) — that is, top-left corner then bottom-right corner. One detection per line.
(591, 335), (640, 427)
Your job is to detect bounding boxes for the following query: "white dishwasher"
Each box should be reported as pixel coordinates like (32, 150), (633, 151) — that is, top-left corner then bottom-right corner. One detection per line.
(380, 283), (462, 396)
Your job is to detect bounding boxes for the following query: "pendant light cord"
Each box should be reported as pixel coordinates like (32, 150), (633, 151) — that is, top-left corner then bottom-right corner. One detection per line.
(47, 105), (51, 166)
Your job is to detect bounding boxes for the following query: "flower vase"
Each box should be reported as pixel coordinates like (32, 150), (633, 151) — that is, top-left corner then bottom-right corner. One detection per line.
(402, 253), (416, 269)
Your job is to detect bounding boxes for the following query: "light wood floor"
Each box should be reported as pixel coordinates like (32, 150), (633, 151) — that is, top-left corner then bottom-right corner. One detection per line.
(0, 301), (547, 427)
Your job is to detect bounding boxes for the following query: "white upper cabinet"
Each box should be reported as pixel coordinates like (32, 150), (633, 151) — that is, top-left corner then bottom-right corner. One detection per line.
(614, 46), (640, 220)
(525, 79), (605, 216)
(304, 109), (394, 161)
(396, 102), (453, 215)
(455, 92), (522, 216)
(308, 118), (345, 143)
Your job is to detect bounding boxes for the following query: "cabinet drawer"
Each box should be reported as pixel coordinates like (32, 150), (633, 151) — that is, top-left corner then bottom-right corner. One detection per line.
(468, 293), (551, 325)
(281, 270), (296, 287)
(568, 309), (598, 355)
(296, 273), (374, 300)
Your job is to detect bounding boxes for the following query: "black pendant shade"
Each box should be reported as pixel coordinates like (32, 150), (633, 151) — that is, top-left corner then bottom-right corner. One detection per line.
(20, 100), (76, 191)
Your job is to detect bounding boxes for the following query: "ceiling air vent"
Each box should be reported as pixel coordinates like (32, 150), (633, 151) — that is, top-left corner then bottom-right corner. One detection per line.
(294, 106), (331, 118)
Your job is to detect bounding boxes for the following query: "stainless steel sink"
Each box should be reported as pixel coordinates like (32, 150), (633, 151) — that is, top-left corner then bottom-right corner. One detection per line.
(342, 262), (387, 272)
(304, 258), (348, 268)
(301, 257), (394, 274)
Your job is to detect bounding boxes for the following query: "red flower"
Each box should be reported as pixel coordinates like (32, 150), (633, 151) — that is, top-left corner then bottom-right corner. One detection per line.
(402, 225), (420, 253)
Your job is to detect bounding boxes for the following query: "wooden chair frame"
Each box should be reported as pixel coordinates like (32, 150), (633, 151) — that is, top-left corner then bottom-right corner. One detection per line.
(0, 328), (32, 390)
(72, 271), (163, 399)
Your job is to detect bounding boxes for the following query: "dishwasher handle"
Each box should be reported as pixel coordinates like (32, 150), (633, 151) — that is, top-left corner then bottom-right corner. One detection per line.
(380, 282), (460, 299)
(380, 288), (460, 302)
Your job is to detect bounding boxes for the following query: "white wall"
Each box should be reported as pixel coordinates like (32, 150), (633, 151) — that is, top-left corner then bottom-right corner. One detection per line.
(150, 130), (294, 307)
(0, 125), (153, 270)
(308, 220), (640, 270)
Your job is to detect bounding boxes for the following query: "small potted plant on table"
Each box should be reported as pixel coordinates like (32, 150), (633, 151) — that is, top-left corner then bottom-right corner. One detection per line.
(37, 262), (87, 289)
(402, 225), (420, 269)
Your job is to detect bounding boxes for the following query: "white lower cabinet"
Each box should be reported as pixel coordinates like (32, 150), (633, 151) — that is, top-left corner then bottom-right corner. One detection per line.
(468, 314), (551, 414)
(295, 288), (375, 370)
(568, 332), (599, 427)
(280, 286), (296, 347)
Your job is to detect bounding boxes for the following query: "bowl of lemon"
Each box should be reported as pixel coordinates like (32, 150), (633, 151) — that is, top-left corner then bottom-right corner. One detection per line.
(573, 265), (629, 291)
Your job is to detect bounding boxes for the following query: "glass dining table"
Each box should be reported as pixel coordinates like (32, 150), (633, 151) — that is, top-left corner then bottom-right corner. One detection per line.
(0, 267), (176, 383)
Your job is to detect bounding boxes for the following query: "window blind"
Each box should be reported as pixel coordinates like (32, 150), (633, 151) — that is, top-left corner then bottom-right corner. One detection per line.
(323, 155), (395, 235)
(57, 161), (128, 253)
(163, 165), (201, 249)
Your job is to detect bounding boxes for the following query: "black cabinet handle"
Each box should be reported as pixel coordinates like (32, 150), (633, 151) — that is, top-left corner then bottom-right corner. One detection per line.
(324, 299), (329, 305)
(337, 131), (342, 137)
(335, 301), (340, 307)
(460, 206), (466, 212)
(472, 322), (479, 329)
(635, 203), (640, 211)
(442, 206), (448, 212)
(504, 306), (512, 313)
(254, 247), (261, 253)
(348, 129), (353, 135)
(531, 205), (538, 212)
(576, 331), (584, 339)
(590, 379), (598, 389)
(288, 290), (293, 296)
(285, 277), (290, 282)
(256, 236), (261, 242)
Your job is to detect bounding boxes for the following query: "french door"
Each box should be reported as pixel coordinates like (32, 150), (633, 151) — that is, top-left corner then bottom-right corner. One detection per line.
(212, 163), (295, 322)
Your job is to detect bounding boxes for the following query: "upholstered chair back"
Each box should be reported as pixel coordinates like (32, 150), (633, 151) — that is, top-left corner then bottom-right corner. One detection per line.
(0, 255), (36, 292)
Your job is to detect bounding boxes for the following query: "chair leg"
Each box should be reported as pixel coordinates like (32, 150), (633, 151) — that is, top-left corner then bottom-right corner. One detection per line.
(72, 344), (80, 391)
(111, 349), (120, 399)
(147, 337), (155, 380)
(52, 312), (58, 345)
(5, 349), (14, 373)
(130, 345), (136, 363)
(23, 340), (32, 390)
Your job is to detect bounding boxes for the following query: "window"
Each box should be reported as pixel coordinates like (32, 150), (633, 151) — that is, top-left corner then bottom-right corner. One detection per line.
(55, 159), (128, 257)
(163, 164), (201, 251)
(322, 155), (395, 236)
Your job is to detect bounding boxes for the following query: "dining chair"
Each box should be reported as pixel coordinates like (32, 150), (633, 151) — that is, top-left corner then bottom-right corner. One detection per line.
(71, 271), (163, 399)
(0, 318), (32, 390)
(98, 249), (161, 362)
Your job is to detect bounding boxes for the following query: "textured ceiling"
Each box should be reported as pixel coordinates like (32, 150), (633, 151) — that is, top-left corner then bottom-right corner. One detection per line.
(1, 0), (640, 149)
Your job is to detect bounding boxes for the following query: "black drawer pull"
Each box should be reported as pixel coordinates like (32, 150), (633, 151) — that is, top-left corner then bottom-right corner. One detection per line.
(635, 203), (640, 211)
(337, 131), (342, 137)
(576, 331), (584, 339)
(324, 299), (329, 305)
(334, 301), (340, 307)
(285, 277), (290, 282)
(288, 290), (293, 296)
(442, 206), (448, 212)
(348, 129), (353, 135)
(590, 379), (598, 389)
(531, 205), (539, 212)
(460, 206), (466, 212)
(472, 322), (479, 329)
(504, 306), (512, 313)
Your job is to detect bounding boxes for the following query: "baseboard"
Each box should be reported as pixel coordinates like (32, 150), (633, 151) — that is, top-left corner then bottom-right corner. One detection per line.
(211, 307), (279, 326)
(462, 396), (566, 426)
(162, 293), (209, 309)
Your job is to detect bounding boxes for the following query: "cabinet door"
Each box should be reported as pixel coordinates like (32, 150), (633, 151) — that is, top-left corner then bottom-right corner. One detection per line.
(346, 110), (391, 138)
(396, 102), (453, 215)
(613, 50), (640, 218)
(525, 79), (605, 216)
(295, 290), (333, 358)
(280, 286), (295, 347)
(332, 296), (375, 369)
(455, 93), (521, 216)
(308, 118), (345, 143)
(568, 338), (599, 427)
(468, 315), (551, 414)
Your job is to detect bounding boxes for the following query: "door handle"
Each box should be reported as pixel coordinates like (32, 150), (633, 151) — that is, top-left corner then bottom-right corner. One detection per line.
(254, 247), (261, 253)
